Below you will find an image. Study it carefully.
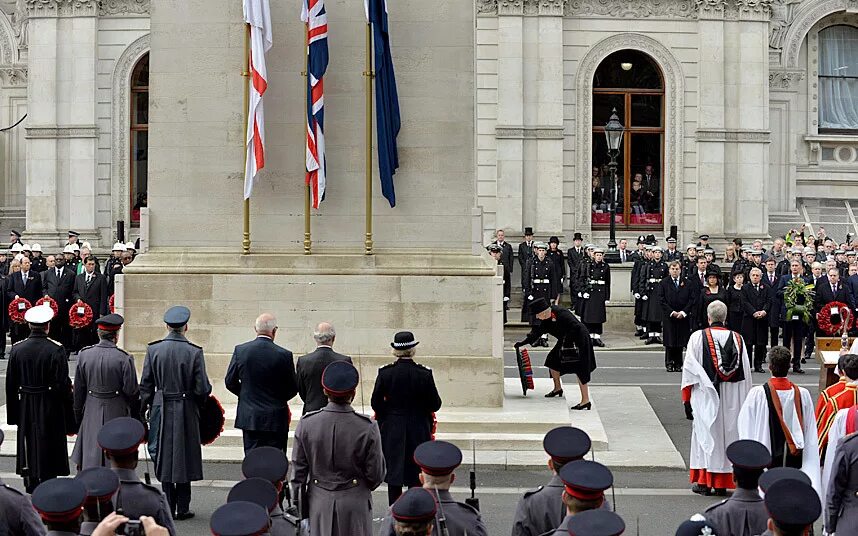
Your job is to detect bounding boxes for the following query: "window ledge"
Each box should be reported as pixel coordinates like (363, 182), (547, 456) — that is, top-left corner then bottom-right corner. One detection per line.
(805, 134), (858, 143)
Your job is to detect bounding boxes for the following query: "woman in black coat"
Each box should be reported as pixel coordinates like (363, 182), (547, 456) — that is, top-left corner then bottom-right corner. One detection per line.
(659, 261), (694, 372)
(697, 267), (726, 329)
(726, 271), (746, 330)
(516, 298), (596, 410)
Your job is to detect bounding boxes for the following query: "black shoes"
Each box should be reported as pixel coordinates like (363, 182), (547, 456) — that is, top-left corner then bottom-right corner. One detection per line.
(634, 328), (644, 337)
(174, 511), (195, 521)
(571, 402), (592, 411)
(712, 488), (727, 497)
(592, 339), (605, 348)
(544, 389), (564, 398)
(691, 484), (711, 496)
(753, 368), (765, 373)
(793, 367), (806, 374)
(535, 338), (550, 348)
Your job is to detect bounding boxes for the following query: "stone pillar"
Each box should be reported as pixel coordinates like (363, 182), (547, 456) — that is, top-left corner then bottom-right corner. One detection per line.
(24, 0), (98, 245)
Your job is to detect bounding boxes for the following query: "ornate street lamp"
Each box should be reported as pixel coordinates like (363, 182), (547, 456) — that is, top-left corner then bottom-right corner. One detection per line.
(603, 108), (624, 264)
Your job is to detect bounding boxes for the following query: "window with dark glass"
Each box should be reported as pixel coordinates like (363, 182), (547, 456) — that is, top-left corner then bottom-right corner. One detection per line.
(130, 53), (149, 225)
(591, 50), (664, 228)
(819, 25), (858, 132)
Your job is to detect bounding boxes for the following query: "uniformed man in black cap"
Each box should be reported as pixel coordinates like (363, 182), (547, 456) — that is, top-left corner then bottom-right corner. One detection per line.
(98, 416), (177, 535)
(564, 509), (625, 536)
(31, 477), (87, 535)
(762, 479), (820, 536)
(140, 305), (212, 520)
(580, 247), (610, 347)
(0, 429), (45, 535)
(523, 243), (559, 345)
(378, 440), (487, 536)
(389, 487), (437, 536)
(488, 244), (511, 324)
(371, 332), (442, 505)
(228, 477), (293, 536)
(697, 234), (710, 249)
(631, 237), (649, 338)
(9, 229), (21, 246)
(210, 501), (271, 536)
(518, 227), (536, 288)
(675, 514), (719, 536)
(512, 426), (593, 536)
(825, 419), (858, 535)
(75, 467), (120, 535)
(665, 237), (682, 262)
(640, 245), (668, 345)
(291, 360), (385, 536)
(241, 446), (292, 536)
(5, 304), (74, 493)
(72, 313), (141, 471)
(703, 439), (770, 536)
(66, 231), (80, 247)
(542, 460), (614, 534)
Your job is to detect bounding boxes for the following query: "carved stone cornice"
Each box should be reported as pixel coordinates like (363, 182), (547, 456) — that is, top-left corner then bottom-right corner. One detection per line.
(99, 0), (149, 16)
(476, 0), (498, 15)
(769, 69), (805, 89)
(482, 0), (568, 16)
(696, 129), (771, 143)
(736, 0), (772, 20)
(25, 0), (98, 17)
(696, 0), (728, 19)
(25, 125), (98, 139)
(496, 126), (565, 139)
(567, 0), (696, 18)
(0, 65), (27, 86)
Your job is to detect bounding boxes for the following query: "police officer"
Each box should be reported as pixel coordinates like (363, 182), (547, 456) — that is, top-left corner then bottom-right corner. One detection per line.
(665, 236), (682, 262)
(580, 247), (610, 347)
(703, 439), (770, 536)
(5, 304), (73, 493)
(763, 479), (820, 536)
(0, 430), (45, 535)
(388, 487), (437, 536)
(31, 477), (86, 536)
(291, 361), (385, 536)
(631, 238), (649, 338)
(9, 229), (21, 246)
(641, 245), (668, 345)
(511, 426), (592, 536)
(75, 467), (121, 535)
(241, 447), (292, 536)
(140, 305), (213, 520)
(228, 478), (293, 536)
(542, 460), (614, 534)
(675, 515), (719, 536)
(72, 313), (141, 470)
(564, 510), (625, 536)
(523, 243), (559, 345)
(379, 440), (487, 536)
(210, 501), (271, 536)
(98, 417), (177, 535)
(371, 332), (442, 505)
(826, 421), (858, 535)
(30, 244), (46, 273)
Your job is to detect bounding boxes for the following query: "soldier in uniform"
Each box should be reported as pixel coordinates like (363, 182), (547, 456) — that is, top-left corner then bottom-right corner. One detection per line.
(72, 313), (141, 470)
(291, 361), (386, 536)
(387, 487), (437, 536)
(371, 332), (442, 505)
(488, 244), (511, 324)
(228, 477), (293, 536)
(0, 430), (45, 535)
(511, 426), (593, 536)
(241, 447), (293, 536)
(542, 460), (614, 535)
(826, 408), (858, 535)
(9, 229), (21, 246)
(210, 501), (271, 536)
(517, 227), (535, 289)
(31, 477), (87, 536)
(703, 439), (770, 536)
(664, 236), (682, 262)
(5, 304), (73, 493)
(30, 244), (46, 273)
(580, 247), (610, 347)
(523, 243), (559, 346)
(378, 440), (487, 536)
(75, 467), (121, 536)
(640, 245), (668, 345)
(763, 479), (820, 536)
(103, 243), (126, 301)
(140, 305), (213, 520)
(98, 417), (177, 535)
(566, 232), (585, 308)
(631, 238), (649, 338)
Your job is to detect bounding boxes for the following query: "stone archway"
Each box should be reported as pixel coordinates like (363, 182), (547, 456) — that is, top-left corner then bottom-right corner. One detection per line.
(574, 33), (685, 232)
(782, 0), (852, 69)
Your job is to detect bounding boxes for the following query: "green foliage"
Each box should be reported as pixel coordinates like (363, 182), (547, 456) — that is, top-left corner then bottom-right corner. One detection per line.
(784, 279), (816, 325)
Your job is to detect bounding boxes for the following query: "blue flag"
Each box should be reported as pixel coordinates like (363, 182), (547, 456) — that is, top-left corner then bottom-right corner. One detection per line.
(367, 0), (401, 208)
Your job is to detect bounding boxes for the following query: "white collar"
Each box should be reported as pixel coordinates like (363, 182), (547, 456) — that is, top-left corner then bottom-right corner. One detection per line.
(316, 344), (333, 349)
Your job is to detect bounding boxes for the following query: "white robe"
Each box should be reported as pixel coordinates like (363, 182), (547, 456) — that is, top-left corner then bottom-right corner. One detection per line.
(822, 408), (853, 505)
(738, 384), (822, 499)
(681, 328), (753, 475)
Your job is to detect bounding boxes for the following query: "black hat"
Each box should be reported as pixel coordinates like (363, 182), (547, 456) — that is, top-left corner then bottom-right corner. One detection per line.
(758, 466), (811, 493)
(566, 509), (625, 536)
(549, 236), (560, 245)
(558, 460), (613, 501)
(528, 297), (551, 315)
(32, 478), (87, 524)
(414, 440), (462, 476)
(210, 501), (270, 536)
(163, 305), (191, 328)
(487, 244), (501, 253)
(68, 231), (80, 237)
(97, 416), (146, 455)
(726, 440), (771, 470)
(699, 234), (710, 240)
(9, 230), (20, 238)
(573, 232), (584, 241)
(321, 361), (360, 394)
(524, 227), (534, 236)
(646, 234), (657, 245)
(764, 479), (821, 528)
(543, 426), (591, 462)
(75, 467), (120, 505)
(242, 446), (289, 483)
(667, 237), (677, 243)
(637, 235), (646, 244)
(228, 478), (279, 513)
(675, 514), (718, 536)
(705, 267), (721, 278)
(391, 487), (437, 523)
(391, 331), (419, 350)
(96, 313), (124, 332)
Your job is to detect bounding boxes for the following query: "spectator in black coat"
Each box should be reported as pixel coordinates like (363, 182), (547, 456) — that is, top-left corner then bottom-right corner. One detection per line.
(72, 257), (106, 350)
(491, 229), (514, 276)
(296, 322), (352, 414)
(741, 267), (771, 373)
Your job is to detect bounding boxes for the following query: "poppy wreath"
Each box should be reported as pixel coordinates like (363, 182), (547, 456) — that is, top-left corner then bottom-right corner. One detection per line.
(36, 296), (58, 316)
(199, 394), (225, 445)
(69, 300), (93, 329)
(108, 294), (115, 313)
(8, 297), (31, 324)
(817, 301), (854, 336)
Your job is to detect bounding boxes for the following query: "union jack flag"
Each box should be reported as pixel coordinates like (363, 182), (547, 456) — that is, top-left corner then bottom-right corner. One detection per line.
(302, 0), (328, 209)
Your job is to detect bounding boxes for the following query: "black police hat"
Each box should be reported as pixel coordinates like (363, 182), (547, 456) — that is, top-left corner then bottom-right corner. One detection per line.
(68, 231), (80, 237)
(228, 478), (279, 513)
(163, 305), (191, 328)
(32, 478), (87, 523)
(210, 501), (270, 536)
(391, 487), (437, 523)
(391, 331), (419, 349)
(75, 467), (120, 505)
(543, 426), (591, 462)
(558, 460), (613, 501)
(414, 440), (462, 476)
(524, 227), (534, 236)
(487, 244), (502, 253)
(637, 235), (646, 244)
(9, 230), (20, 238)
(726, 440), (771, 470)
(96, 313), (124, 332)
(566, 509), (625, 536)
(764, 479), (821, 528)
(321, 360), (359, 394)
(242, 446), (289, 483)
(675, 514), (718, 536)
(573, 232), (584, 241)
(97, 417), (146, 455)
(528, 297), (551, 315)
(758, 466), (811, 493)
(699, 234), (710, 240)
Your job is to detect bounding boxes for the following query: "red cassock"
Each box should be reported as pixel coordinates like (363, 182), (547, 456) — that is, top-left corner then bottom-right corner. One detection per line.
(816, 377), (848, 422)
(818, 382), (858, 455)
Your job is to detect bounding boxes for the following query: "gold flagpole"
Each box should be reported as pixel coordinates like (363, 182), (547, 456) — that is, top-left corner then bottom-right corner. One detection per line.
(303, 26), (312, 254)
(242, 23), (252, 254)
(363, 21), (374, 255)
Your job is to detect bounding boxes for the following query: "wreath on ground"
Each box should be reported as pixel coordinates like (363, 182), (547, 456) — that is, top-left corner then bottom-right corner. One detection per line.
(783, 279), (816, 325)
(36, 296), (58, 316)
(818, 301), (854, 335)
(200, 395), (226, 446)
(68, 300), (93, 329)
(8, 297), (31, 324)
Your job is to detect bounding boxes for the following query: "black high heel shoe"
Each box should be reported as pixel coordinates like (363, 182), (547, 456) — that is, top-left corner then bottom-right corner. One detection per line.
(544, 389), (564, 398)
(571, 402), (592, 410)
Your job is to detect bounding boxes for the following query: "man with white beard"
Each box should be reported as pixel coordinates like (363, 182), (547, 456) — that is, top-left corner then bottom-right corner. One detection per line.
(681, 300), (753, 496)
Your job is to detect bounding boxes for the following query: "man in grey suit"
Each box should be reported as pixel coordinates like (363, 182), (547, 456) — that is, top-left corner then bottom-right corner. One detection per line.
(225, 313), (298, 454)
(296, 322), (352, 414)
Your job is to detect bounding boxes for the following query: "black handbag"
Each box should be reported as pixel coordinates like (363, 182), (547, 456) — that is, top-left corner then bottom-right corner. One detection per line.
(559, 336), (581, 366)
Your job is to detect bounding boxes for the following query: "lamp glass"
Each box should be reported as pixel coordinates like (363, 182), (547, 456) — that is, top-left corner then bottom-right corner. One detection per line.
(604, 108), (624, 152)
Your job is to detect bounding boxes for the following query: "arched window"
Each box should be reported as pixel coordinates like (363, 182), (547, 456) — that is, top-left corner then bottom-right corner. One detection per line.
(130, 53), (149, 225)
(819, 25), (858, 133)
(591, 50), (664, 228)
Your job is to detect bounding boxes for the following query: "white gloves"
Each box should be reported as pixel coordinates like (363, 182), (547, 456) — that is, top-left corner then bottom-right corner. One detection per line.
(527, 295), (534, 300)
(583, 293), (590, 299)
(604, 300), (610, 305)
(503, 297), (510, 302)
(634, 293), (641, 299)
(577, 292), (583, 298)
(642, 295), (649, 301)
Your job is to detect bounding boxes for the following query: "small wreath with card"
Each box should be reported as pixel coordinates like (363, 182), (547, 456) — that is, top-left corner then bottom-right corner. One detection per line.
(68, 300), (93, 329)
(818, 301), (854, 335)
(8, 297), (31, 324)
(36, 296), (58, 316)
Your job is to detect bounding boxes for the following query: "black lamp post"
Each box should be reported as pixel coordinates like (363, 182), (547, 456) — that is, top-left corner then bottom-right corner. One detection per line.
(603, 108), (624, 264)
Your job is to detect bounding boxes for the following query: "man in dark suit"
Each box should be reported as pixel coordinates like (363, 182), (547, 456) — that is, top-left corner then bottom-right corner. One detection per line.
(742, 268), (772, 373)
(517, 227), (535, 288)
(7, 257), (43, 344)
(73, 257), (106, 350)
(296, 322), (352, 414)
(814, 267), (855, 332)
(225, 313), (298, 453)
(492, 229), (514, 276)
(42, 255), (76, 355)
(776, 260), (813, 373)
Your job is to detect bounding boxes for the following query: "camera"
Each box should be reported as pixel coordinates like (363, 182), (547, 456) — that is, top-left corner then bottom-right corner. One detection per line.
(122, 520), (144, 536)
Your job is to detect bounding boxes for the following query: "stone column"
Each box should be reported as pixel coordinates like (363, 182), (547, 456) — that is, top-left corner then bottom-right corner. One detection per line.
(24, 0), (98, 245)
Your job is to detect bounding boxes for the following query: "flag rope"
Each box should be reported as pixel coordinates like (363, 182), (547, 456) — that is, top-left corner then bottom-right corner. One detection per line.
(364, 21), (374, 255)
(242, 23), (252, 255)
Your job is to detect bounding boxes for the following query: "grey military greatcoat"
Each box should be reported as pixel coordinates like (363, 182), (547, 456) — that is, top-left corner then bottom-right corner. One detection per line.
(291, 401), (386, 536)
(827, 432), (858, 534)
(0, 477), (45, 535)
(72, 339), (141, 469)
(112, 467), (177, 536)
(140, 331), (212, 483)
(704, 487), (768, 536)
(378, 488), (488, 536)
(511, 474), (565, 536)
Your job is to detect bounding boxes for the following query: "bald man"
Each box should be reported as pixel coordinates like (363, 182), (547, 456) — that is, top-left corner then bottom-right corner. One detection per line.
(225, 313), (298, 453)
(296, 322), (353, 414)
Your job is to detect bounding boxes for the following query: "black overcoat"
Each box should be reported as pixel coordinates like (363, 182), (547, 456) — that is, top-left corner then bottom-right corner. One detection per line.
(581, 262), (610, 324)
(521, 306), (597, 383)
(658, 277), (694, 348)
(741, 283), (771, 346)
